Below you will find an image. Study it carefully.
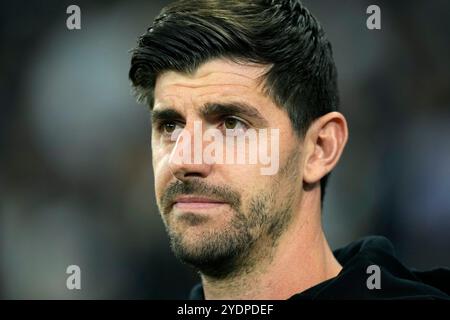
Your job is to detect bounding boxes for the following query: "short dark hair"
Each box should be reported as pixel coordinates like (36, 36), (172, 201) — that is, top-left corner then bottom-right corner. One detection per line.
(129, 0), (339, 203)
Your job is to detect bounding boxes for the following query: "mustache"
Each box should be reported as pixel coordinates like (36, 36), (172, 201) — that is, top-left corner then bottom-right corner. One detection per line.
(160, 179), (241, 214)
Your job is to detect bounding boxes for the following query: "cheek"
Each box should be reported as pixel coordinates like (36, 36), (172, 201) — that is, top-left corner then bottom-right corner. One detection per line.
(218, 163), (266, 195)
(151, 143), (172, 199)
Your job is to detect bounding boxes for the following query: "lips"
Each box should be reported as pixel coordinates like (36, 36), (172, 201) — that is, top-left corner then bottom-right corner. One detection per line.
(173, 196), (227, 210)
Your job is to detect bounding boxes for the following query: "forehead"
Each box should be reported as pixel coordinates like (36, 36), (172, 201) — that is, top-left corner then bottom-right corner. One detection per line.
(154, 59), (271, 108)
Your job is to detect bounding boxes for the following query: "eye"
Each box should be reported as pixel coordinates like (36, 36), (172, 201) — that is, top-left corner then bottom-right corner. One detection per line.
(163, 122), (177, 134)
(224, 117), (248, 130)
(156, 121), (183, 136)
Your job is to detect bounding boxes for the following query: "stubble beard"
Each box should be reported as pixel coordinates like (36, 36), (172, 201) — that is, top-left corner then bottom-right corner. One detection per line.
(158, 150), (299, 279)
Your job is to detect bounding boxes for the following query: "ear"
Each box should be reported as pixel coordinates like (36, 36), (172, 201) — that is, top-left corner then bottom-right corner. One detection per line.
(303, 112), (348, 185)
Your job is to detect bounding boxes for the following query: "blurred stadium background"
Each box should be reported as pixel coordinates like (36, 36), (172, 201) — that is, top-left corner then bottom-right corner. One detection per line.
(0, 0), (449, 299)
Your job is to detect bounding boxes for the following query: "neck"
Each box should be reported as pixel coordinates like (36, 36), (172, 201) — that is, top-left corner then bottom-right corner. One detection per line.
(201, 191), (342, 300)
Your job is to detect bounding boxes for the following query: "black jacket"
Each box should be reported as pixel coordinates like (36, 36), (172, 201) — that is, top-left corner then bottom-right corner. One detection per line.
(189, 236), (450, 300)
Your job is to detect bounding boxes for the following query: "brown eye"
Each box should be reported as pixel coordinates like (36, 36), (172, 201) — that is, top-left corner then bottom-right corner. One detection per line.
(224, 118), (238, 129)
(163, 122), (177, 134)
(222, 117), (248, 136)
(223, 117), (247, 130)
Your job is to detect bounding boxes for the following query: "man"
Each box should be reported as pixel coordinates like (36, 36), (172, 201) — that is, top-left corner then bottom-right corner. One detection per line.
(129, 0), (450, 299)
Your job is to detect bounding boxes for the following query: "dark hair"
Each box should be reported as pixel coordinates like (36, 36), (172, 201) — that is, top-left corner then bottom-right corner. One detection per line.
(129, 0), (339, 203)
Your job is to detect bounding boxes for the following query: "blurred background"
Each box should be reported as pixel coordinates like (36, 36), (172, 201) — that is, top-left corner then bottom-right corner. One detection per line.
(0, 0), (449, 299)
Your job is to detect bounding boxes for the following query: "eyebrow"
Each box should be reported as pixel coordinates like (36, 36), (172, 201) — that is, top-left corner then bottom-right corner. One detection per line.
(199, 102), (269, 127)
(151, 109), (184, 126)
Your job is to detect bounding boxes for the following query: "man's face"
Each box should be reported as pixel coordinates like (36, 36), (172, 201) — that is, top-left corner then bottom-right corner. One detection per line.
(152, 58), (305, 277)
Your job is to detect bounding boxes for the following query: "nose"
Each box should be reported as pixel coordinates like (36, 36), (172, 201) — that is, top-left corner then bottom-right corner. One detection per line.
(168, 121), (213, 181)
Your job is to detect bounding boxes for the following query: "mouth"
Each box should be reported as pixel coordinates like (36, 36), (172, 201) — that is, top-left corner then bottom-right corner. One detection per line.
(172, 196), (228, 211)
